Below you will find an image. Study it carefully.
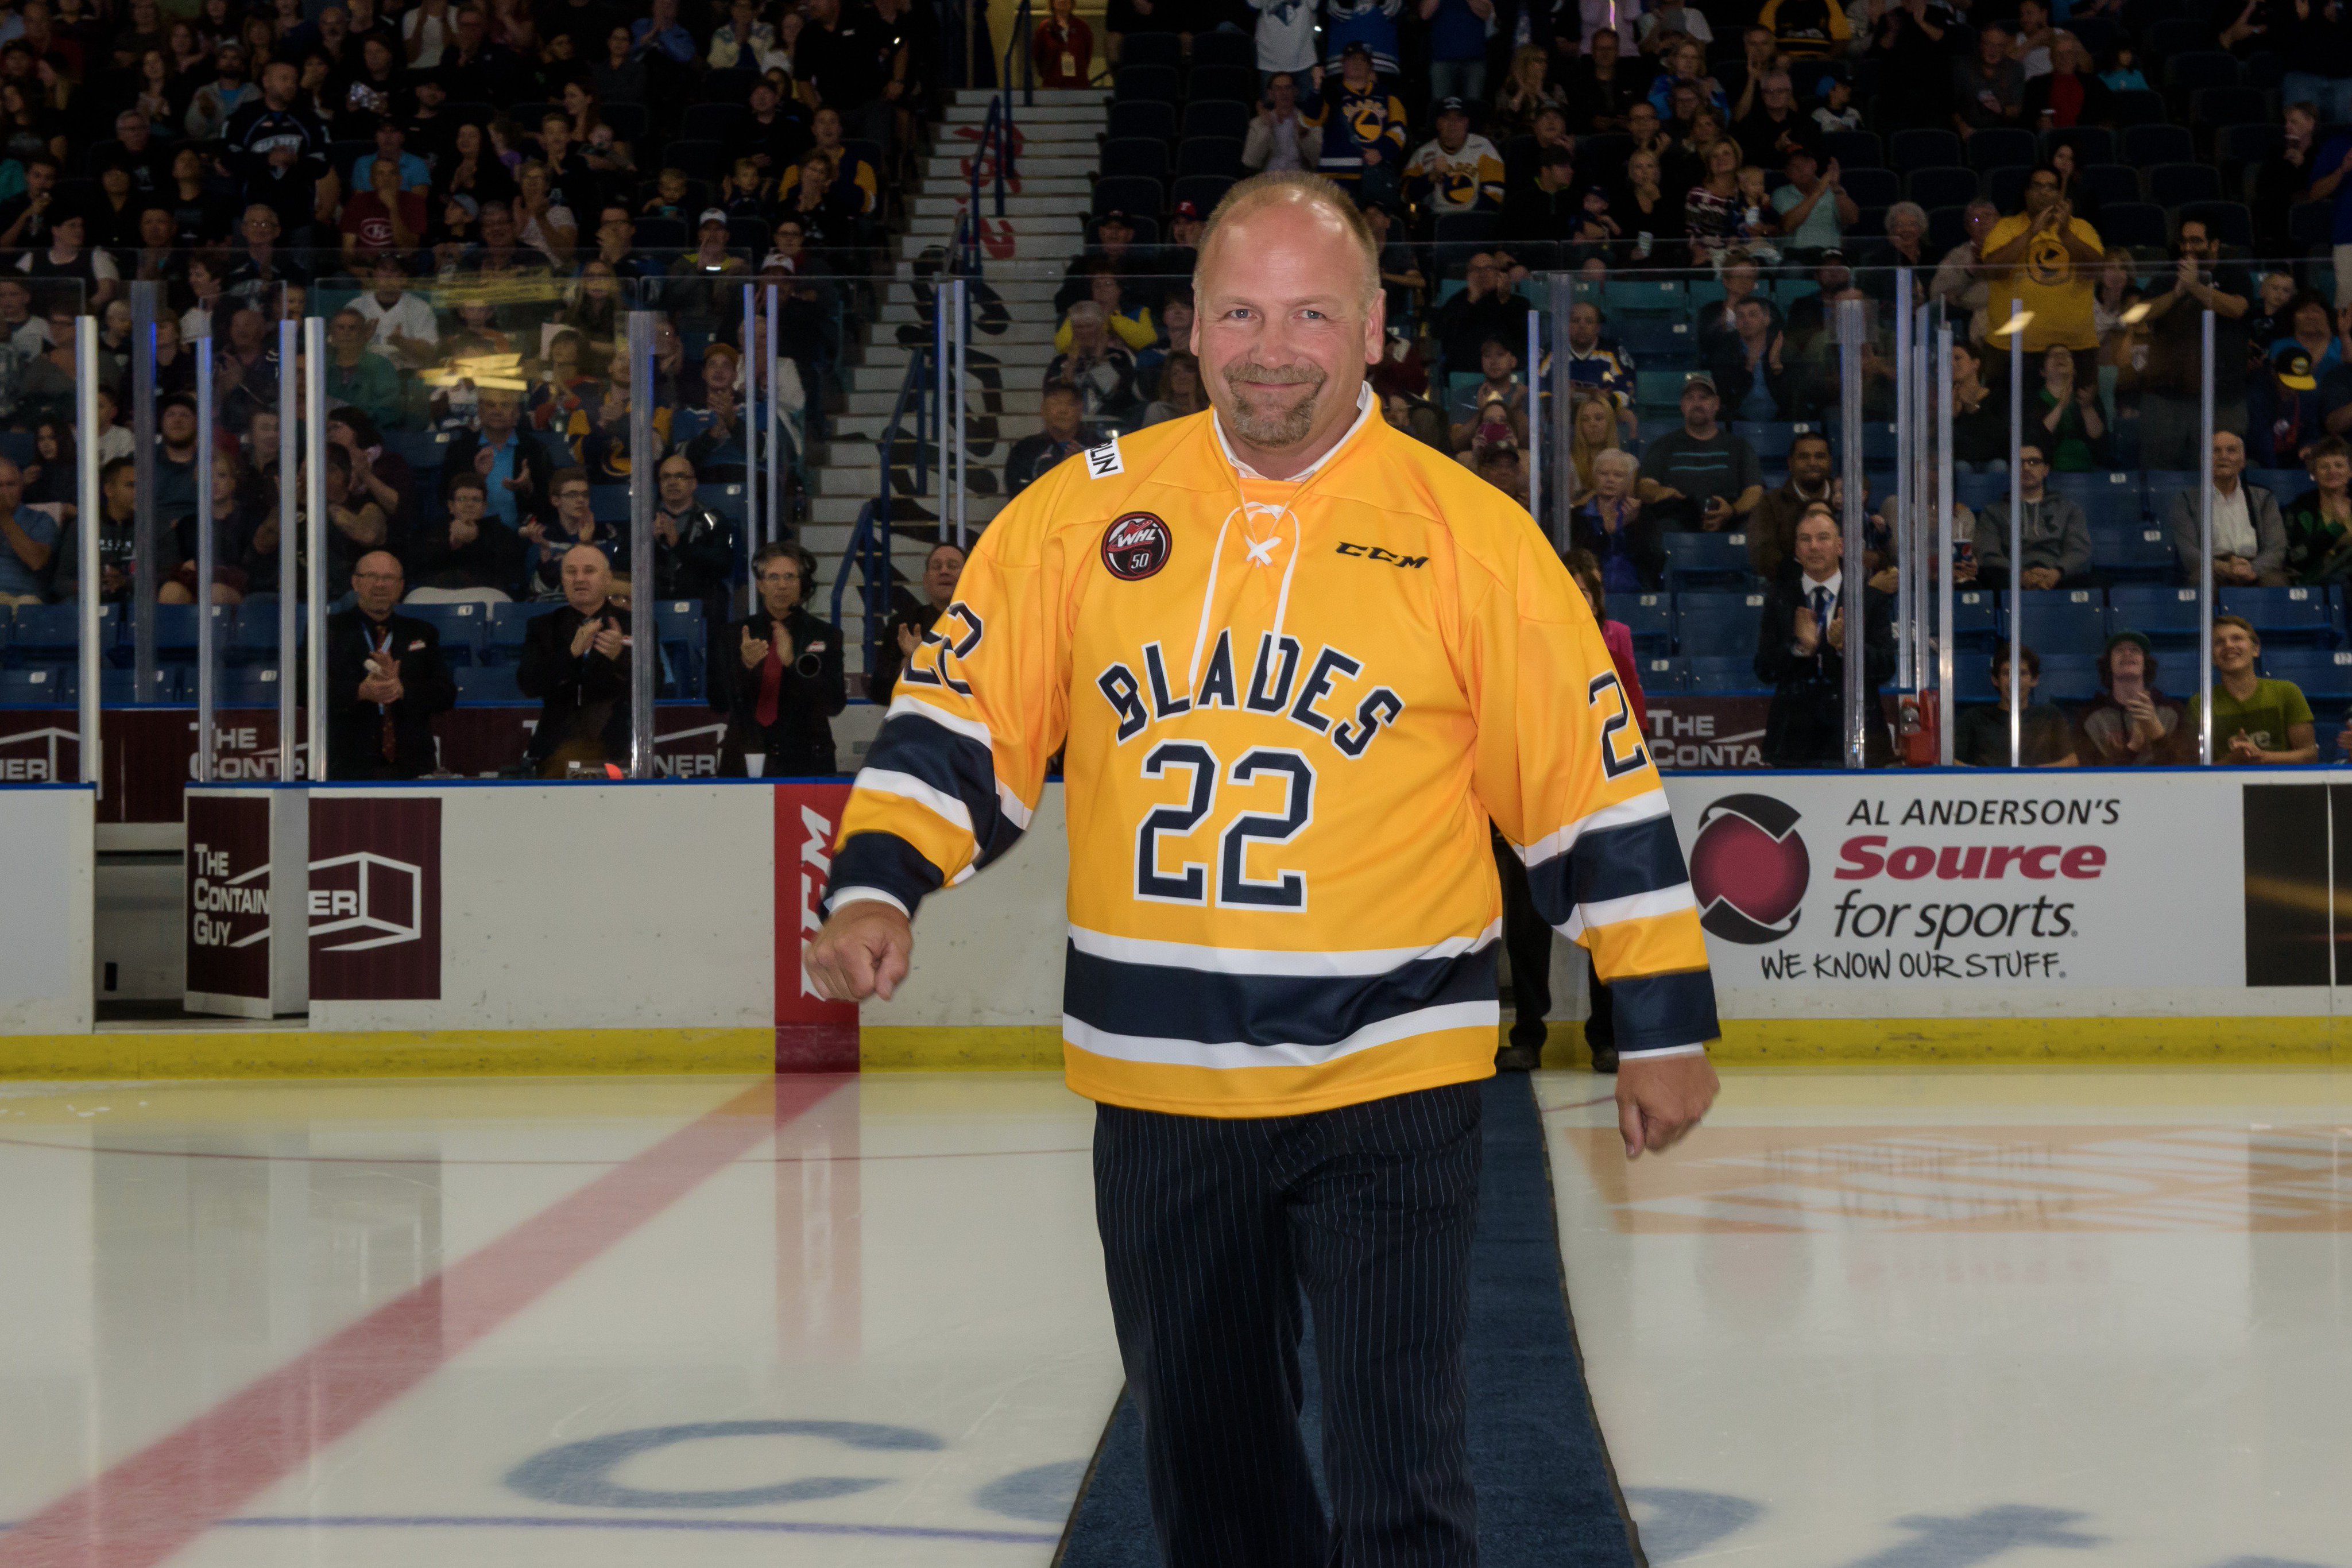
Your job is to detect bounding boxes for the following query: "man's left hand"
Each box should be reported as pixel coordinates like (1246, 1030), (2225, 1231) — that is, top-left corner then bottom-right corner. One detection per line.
(1616, 1052), (1719, 1159)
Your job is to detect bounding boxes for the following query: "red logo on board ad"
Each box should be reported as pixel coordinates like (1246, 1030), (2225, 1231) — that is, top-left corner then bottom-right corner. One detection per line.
(1689, 793), (1811, 945)
(1101, 512), (1173, 580)
(308, 796), (442, 1000)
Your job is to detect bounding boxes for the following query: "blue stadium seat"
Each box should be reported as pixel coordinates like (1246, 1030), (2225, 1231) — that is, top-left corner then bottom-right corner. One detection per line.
(1951, 589), (1999, 649)
(655, 599), (707, 700)
(227, 606), (284, 664)
(404, 602), (490, 667)
(1954, 471), (2009, 510)
(1889, 127), (1962, 172)
(454, 665), (525, 704)
(1685, 655), (1759, 694)
(1637, 656), (1688, 694)
(2049, 470), (2144, 516)
(591, 485), (631, 523)
(2246, 470), (2305, 497)
(485, 601), (547, 664)
(2106, 584), (2203, 645)
(2006, 590), (2106, 657)
(1634, 368), (1692, 411)
(2260, 648), (2352, 700)
(8, 602), (111, 663)
(1662, 533), (1755, 590)
(1604, 278), (1688, 319)
(1676, 590), (1766, 656)
(697, 482), (749, 524)
(2091, 522), (2176, 582)
(1614, 318), (1697, 361)
(1732, 421), (1811, 460)
(2036, 655), (2102, 703)
(217, 667), (283, 707)
(2219, 586), (2331, 645)
(0, 666), (68, 704)
(1905, 166), (1980, 210)
(1619, 593), (1672, 653)
(101, 667), (181, 703)
(385, 428), (453, 473)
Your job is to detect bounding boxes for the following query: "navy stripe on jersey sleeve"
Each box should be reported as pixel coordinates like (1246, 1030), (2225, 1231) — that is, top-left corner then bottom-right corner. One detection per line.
(1606, 970), (1722, 1055)
(1064, 943), (1498, 1050)
(827, 831), (947, 915)
(1525, 814), (1692, 931)
(861, 707), (1027, 870)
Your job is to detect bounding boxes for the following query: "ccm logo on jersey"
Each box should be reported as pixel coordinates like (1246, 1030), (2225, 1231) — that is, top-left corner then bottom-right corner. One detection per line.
(1084, 439), (1124, 478)
(1102, 512), (1173, 581)
(1335, 541), (1428, 567)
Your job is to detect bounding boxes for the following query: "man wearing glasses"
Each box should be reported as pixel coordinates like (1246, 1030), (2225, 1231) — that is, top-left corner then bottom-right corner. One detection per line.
(1961, 439), (2092, 590)
(325, 551), (457, 779)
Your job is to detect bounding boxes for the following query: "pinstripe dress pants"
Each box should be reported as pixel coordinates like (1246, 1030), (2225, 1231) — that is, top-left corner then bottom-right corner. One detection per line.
(1093, 1081), (1484, 1567)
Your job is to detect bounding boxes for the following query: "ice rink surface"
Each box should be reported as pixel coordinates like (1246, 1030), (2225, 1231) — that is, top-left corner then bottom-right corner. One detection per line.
(0, 1065), (2345, 1567)
(1541, 1068), (2352, 1568)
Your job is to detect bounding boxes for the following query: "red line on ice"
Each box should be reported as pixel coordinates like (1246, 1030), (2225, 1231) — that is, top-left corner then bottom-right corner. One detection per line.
(0, 1076), (845, 1568)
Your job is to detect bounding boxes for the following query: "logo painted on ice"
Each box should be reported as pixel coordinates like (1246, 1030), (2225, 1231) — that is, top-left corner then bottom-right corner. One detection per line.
(1101, 512), (1172, 581)
(1689, 793), (1811, 944)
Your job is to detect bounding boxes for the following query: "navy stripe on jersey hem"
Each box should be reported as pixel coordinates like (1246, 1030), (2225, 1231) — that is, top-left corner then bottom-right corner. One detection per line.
(1603, 968), (1722, 1054)
(863, 710), (1027, 868)
(1063, 941), (1498, 1050)
(826, 831), (947, 916)
(1526, 814), (1692, 930)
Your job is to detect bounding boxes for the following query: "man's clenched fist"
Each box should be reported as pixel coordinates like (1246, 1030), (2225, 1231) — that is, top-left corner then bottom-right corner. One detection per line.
(1615, 1052), (1719, 1160)
(806, 901), (914, 1002)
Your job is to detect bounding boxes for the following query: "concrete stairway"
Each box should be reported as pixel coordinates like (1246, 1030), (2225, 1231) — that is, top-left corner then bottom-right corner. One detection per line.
(808, 86), (1107, 672)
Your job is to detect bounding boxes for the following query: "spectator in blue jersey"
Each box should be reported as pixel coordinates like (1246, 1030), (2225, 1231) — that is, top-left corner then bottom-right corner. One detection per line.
(1312, 43), (1410, 202)
(1560, 300), (1635, 433)
(1325, 0), (1403, 76)
(629, 0), (697, 65)
(1421, 0), (1493, 105)
(1646, 35), (1730, 121)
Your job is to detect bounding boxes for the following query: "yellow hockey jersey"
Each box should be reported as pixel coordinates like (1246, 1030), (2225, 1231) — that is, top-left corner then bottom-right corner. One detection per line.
(828, 390), (1717, 1117)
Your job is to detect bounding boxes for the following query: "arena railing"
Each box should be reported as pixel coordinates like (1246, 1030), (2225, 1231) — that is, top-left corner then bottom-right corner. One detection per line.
(966, 250), (2342, 772)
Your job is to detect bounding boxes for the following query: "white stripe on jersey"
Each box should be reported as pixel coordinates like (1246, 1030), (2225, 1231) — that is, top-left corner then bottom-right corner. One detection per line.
(1063, 999), (1500, 1070)
(1516, 791), (1672, 869)
(1557, 882), (1697, 941)
(883, 695), (1034, 830)
(854, 768), (972, 834)
(1069, 920), (1500, 977)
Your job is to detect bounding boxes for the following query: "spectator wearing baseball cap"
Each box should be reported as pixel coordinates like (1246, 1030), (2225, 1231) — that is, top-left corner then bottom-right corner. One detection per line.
(1405, 98), (1506, 218)
(1313, 44), (1410, 203)
(2076, 632), (2193, 765)
(1637, 373), (1765, 532)
(1324, 11), (1399, 79)
(669, 208), (749, 278)
(1500, 144), (1583, 262)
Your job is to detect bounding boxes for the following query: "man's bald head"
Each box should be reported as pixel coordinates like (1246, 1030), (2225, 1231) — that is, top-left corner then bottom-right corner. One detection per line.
(1193, 172), (1381, 310)
(561, 543), (614, 615)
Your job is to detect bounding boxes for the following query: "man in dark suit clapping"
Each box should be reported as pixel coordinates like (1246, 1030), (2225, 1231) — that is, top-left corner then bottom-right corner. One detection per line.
(325, 551), (457, 779)
(1753, 505), (1895, 766)
(517, 543), (632, 777)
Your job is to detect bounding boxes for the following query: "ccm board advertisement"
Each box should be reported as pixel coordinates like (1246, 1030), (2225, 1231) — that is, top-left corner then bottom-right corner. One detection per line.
(1665, 773), (2319, 1019)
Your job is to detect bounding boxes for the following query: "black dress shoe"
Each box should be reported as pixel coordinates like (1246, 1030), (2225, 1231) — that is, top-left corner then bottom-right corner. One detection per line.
(1589, 1044), (1619, 1074)
(1494, 1043), (1542, 1071)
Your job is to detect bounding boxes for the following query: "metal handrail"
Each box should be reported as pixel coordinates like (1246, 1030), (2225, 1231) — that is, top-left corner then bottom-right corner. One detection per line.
(834, 325), (938, 676)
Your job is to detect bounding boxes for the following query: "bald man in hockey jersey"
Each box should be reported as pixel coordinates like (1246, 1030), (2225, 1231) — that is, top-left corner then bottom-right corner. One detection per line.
(810, 172), (1719, 1566)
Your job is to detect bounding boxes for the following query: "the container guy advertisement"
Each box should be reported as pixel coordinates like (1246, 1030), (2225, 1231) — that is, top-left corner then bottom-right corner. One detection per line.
(1661, 773), (2289, 1018)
